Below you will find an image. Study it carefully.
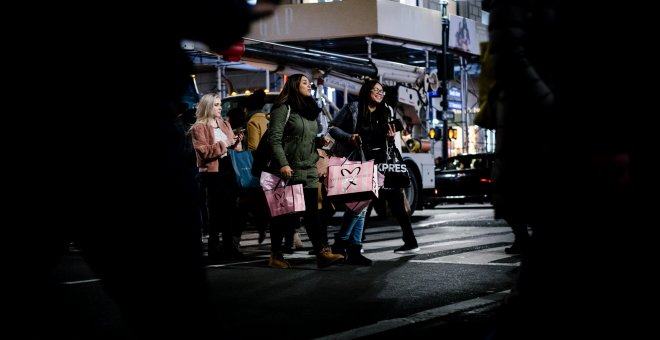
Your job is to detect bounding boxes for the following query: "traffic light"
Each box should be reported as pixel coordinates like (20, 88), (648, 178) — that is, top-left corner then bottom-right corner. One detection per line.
(429, 127), (441, 141)
(448, 127), (458, 140)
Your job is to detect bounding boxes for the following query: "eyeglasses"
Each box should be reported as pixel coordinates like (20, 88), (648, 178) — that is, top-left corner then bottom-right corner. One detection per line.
(370, 89), (384, 96)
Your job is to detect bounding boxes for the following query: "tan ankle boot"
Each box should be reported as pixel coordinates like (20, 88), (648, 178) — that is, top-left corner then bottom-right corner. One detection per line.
(316, 247), (344, 268)
(269, 252), (291, 269)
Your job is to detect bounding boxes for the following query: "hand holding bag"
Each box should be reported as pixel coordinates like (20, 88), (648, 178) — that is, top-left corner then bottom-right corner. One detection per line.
(260, 171), (286, 191)
(325, 147), (380, 203)
(260, 172), (306, 217)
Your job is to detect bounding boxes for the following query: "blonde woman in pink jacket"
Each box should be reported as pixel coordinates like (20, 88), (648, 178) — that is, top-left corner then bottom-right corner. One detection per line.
(191, 93), (244, 261)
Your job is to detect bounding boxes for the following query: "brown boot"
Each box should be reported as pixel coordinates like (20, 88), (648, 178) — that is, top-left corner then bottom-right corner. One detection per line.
(316, 247), (344, 268)
(269, 252), (291, 269)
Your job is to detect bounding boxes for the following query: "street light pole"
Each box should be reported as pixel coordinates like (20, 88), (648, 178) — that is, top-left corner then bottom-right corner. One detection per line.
(440, 0), (449, 159)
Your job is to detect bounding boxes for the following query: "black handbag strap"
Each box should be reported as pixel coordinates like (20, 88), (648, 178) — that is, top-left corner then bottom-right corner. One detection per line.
(272, 176), (291, 189)
(342, 137), (366, 164)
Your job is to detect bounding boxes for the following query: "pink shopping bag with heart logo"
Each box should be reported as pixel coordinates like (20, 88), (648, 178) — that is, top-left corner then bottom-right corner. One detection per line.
(260, 172), (306, 217)
(344, 171), (385, 212)
(326, 158), (379, 203)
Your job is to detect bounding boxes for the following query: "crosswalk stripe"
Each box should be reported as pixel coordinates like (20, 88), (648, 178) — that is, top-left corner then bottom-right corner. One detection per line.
(233, 223), (520, 267)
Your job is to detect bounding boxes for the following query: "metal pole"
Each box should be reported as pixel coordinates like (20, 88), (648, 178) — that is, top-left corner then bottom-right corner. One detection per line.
(217, 63), (225, 97)
(441, 0), (449, 159)
(265, 69), (270, 92)
(461, 56), (468, 153)
(425, 49), (434, 157)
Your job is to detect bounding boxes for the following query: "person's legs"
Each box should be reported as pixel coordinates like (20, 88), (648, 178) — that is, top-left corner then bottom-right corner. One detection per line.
(386, 190), (420, 252)
(196, 172), (209, 238)
(362, 200), (376, 242)
(282, 220), (299, 254)
(251, 189), (269, 244)
(344, 209), (371, 265)
(336, 209), (360, 241)
(301, 188), (323, 251)
(318, 183), (333, 245)
(217, 174), (241, 257)
(201, 173), (222, 259)
(268, 214), (290, 268)
(301, 187), (344, 267)
(347, 209), (367, 245)
(234, 196), (250, 246)
(283, 225), (293, 253)
(504, 217), (531, 254)
(332, 209), (363, 256)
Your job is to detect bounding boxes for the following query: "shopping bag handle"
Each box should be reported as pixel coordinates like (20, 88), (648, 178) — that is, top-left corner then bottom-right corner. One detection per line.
(271, 175), (292, 189)
(343, 146), (366, 164)
(343, 137), (366, 164)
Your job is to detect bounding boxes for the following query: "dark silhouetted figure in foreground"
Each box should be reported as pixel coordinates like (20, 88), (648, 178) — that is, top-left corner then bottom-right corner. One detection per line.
(16, 1), (280, 339)
(484, 0), (635, 338)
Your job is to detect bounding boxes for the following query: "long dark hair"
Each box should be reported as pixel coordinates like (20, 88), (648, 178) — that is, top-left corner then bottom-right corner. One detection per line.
(357, 79), (386, 116)
(274, 73), (307, 111)
(273, 73), (320, 120)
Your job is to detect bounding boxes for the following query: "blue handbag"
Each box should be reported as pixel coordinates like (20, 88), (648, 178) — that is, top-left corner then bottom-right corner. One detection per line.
(228, 149), (260, 189)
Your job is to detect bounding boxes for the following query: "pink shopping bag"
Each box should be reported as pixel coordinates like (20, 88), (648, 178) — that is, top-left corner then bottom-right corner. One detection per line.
(260, 171), (286, 191)
(326, 159), (379, 203)
(344, 169), (385, 212)
(327, 156), (362, 167)
(264, 183), (306, 217)
(345, 200), (371, 213)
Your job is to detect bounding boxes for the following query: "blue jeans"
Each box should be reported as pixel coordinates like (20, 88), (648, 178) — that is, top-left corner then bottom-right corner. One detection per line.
(337, 209), (367, 245)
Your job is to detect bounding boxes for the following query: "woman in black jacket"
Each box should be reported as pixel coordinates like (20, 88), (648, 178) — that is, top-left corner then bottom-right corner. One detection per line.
(329, 79), (420, 254)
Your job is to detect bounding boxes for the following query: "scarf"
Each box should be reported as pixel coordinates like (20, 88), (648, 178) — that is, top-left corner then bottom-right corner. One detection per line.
(290, 96), (322, 121)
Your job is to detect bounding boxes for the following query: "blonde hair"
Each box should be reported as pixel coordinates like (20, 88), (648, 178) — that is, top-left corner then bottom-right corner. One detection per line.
(195, 93), (221, 122)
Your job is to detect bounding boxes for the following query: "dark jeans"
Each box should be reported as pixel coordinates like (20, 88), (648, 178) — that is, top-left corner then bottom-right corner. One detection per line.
(201, 171), (240, 252)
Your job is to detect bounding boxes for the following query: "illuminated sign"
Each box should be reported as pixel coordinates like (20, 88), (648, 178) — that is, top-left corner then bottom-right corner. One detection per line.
(448, 101), (462, 110)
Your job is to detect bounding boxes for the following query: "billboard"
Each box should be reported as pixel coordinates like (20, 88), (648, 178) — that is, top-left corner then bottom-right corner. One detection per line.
(448, 15), (479, 55)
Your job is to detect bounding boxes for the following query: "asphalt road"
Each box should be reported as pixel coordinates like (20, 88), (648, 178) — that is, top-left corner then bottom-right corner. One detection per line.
(43, 204), (519, 339)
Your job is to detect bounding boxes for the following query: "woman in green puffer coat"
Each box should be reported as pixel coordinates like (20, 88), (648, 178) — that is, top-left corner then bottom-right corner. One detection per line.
(266, 73), (344, 269)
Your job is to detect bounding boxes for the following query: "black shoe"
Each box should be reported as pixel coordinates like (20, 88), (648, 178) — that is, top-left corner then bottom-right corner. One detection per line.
(258, 230), (267, 244)
(346, 245), (372, 266)
(504, 242), (527, 254)
(394, 244), (420, 254)
(282, 247), (294, 254)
